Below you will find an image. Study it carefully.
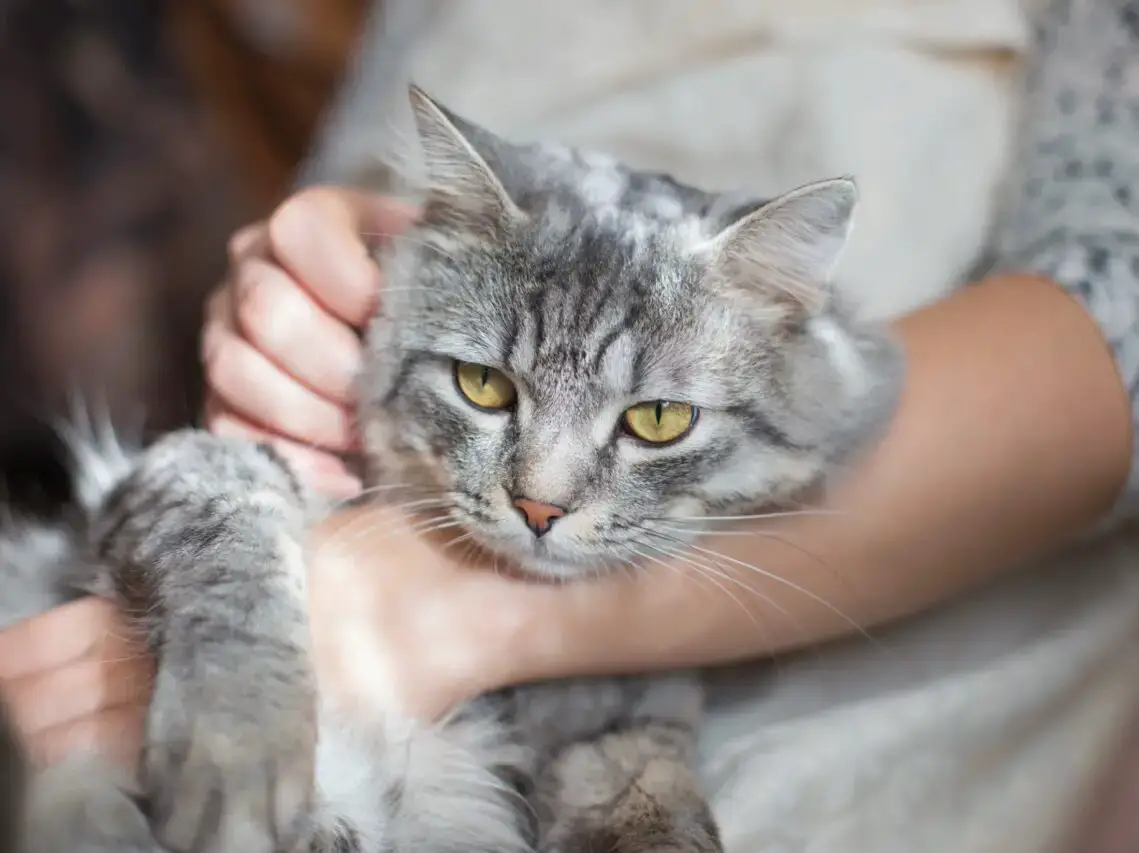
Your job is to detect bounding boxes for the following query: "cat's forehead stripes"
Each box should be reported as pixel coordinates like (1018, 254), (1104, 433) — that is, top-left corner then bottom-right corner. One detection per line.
(496, 218), (691, 392)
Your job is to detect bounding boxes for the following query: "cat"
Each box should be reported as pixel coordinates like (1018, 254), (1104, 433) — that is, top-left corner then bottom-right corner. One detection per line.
(0, 86), (903, 853)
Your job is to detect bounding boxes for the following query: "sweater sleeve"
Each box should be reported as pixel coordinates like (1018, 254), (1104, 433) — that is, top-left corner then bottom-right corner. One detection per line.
(995, 0), (1139, 519)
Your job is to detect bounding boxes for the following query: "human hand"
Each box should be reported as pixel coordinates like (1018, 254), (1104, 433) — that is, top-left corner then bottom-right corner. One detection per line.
(0, 512), (534, 767)
(0, 598), (153, 769)
(306, 505), (552, 721)
(202, 187), (418, 497)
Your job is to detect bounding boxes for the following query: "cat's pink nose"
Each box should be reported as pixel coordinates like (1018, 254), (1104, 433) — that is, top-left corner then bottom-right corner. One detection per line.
(512, 497), (566, 538)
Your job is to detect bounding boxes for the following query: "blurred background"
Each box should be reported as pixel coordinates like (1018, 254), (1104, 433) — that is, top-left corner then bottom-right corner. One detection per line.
(0, 0), (368, 511)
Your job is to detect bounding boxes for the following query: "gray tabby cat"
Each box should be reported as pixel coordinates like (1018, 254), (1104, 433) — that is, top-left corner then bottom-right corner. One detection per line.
(0, 87), (902, 852)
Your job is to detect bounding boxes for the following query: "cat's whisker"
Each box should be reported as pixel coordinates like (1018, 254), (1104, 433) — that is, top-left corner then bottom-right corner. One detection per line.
(315, 501), (459, 555)
(647, 521), (882, 632)
(325, 499), (456, 547)
(332, 482), (443, 512)
(437, 531), (475, 557)
(634, 536), (790, 627)
(650, 522), (829, 568)
(637, 540), (804, 673)
(352, 482), (434, 499)
(614, 557), (642, 583)
(312, 508), (390, 559)
(408, 517), (470, 539)
(333, 495), (456, 522)
(633, 542), (795, 675)
(449, 536), (480, 568)
(654, 526), (763, 537)
(638, 534), (817, 650)
(382, 496), (457, 513)
(677, 540), (877, 646)
(654, 509), (848, 524)
(628, 545), (760, 627)
(345, 512), (465, 549)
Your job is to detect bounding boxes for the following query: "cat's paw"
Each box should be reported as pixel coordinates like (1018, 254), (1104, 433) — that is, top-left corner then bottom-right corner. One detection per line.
(142, 662), (318, 853)
(539, 728), (723, 853)
(545, 786), (723, 853)
(26, 761), (164, 853)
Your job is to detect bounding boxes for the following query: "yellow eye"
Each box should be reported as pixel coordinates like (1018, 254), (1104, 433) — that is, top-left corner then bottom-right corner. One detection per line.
(622, 401), (697, 444)
(455, 361), (517, 410)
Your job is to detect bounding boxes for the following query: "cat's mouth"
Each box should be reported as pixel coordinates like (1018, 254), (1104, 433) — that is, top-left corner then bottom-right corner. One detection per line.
(452, 511), (623, 582)
(485, 531), (608, 581)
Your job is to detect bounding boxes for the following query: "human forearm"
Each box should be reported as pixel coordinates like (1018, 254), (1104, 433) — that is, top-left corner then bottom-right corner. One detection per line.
(496, 273), (1130, 685)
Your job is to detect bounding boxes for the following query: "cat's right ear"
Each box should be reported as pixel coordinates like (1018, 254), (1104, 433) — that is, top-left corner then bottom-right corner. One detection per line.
(407, 85), (525, 240)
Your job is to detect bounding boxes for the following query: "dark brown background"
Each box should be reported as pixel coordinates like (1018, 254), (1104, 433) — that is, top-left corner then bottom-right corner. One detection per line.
(0, 0), (366, 508)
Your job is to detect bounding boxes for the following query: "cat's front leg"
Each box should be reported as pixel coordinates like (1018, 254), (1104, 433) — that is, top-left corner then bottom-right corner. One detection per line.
(93, 430), (318, 853)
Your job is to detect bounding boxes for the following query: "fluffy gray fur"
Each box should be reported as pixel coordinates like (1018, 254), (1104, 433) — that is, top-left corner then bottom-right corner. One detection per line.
(0, 87), (902, 853)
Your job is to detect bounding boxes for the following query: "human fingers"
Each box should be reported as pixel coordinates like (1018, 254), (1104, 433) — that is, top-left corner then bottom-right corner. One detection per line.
(230, 256), (364, 405)
(266, 187), (418, 326)
(28, 704), (147, 770)
(3, 650), (152, 743)
(0, 598), (125, 682)
(0, 598), (151, 769)
(203, 320), (356, 452)
(207, 406), (362, 497)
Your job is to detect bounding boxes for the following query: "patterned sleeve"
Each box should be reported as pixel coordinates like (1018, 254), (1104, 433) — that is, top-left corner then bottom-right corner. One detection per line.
(995, 0), (1139, 519)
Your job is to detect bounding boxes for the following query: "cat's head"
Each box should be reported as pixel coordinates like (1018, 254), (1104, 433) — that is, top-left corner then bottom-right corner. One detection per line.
(359, 87), (902, 580)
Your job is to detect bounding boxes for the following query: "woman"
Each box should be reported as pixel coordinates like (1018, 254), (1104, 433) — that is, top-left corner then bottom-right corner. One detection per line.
(2, 0), (1137, 850)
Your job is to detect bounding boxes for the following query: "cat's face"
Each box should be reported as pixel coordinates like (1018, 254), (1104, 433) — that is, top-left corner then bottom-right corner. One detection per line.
(358, 88), (902, 580)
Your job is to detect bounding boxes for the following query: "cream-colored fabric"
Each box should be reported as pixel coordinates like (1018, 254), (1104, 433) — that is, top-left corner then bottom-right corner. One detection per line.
(308, 0), (1027, 320)
(700, 535), (1139, 853)
(304, 2), (1139, 850)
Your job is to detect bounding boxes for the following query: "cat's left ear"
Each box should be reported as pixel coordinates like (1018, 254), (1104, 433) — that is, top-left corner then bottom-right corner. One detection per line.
(407, 85), (525, 240)
(702, 177), (857, 318)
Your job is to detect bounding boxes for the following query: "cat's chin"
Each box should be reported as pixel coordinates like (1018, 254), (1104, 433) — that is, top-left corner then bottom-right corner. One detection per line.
(509, 552), (609, 583)
(467, 530), (618, 583)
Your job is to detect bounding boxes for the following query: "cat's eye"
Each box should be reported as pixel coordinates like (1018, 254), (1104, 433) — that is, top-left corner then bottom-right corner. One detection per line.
(622, 401), (697, 445)
(454, 361), (517, 410)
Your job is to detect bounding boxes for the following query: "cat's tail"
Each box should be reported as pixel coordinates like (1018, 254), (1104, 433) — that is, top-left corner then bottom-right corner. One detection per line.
(52, 394), (142, 516)
(0, 395), (142, 629)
